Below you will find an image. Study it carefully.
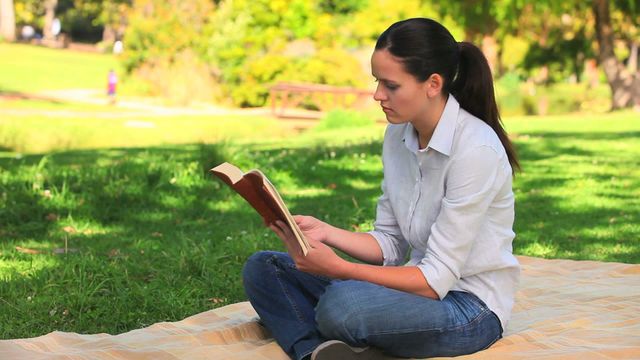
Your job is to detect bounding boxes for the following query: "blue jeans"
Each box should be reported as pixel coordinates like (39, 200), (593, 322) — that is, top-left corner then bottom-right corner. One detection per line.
(243, 251), (502, 360)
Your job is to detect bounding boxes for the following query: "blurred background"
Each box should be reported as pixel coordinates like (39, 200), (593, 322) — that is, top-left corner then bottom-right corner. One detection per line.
(1, 0), (638, 116)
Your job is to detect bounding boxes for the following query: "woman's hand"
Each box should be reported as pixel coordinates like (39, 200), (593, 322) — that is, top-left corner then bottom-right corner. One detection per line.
(270, 220), (438, 299)
(292, 215), (331, 244)
(270, 219), (349, 279)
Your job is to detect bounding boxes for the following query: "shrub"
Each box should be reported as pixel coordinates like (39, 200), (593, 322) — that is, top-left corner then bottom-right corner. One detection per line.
(133, 50), (219, 106)
(230, 47), (367, 108)
(313, 109), (375, 132)
(496, 73), (612, 116)
(495, 72), (525, 117)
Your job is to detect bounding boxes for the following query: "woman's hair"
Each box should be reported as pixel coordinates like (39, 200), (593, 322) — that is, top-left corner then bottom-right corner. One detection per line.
(375, 18), (520, 173)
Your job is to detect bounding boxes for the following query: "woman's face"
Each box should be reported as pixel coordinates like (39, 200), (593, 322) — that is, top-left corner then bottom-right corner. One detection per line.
(371, 49), (430, 124)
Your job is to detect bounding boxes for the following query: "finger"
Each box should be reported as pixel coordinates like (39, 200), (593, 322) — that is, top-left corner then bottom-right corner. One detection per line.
(277, 220), (295, 238)
(269, 224), (284, 238)
(272, 222), (301, 257)
(279, 221), (305, 256)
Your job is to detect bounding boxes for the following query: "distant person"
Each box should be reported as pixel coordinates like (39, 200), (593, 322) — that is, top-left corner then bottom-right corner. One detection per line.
(107, 70), (118, 105)
(21, 26), (35, 41)
(242, 17), (521, 360)
(51, 18), (61, 38)
(113, 40), (123, 55)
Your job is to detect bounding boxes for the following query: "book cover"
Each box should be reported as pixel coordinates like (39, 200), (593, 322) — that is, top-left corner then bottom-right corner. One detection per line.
(210, 162), (310, 256)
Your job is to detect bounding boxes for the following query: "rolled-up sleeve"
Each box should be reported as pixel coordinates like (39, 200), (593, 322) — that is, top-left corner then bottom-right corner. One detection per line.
(417, 145), (508, 299)
(368, 179), (409, 266)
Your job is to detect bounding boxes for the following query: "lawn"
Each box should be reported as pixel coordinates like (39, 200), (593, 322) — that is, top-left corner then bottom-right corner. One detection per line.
(0, 42), (638, 340)
(0, 43), (119, 93)
(0, 110), (294, 153)
(0, 107), (638, 339)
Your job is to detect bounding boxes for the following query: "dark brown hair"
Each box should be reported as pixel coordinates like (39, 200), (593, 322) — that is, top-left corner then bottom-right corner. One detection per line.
(375, 18), (520, 173)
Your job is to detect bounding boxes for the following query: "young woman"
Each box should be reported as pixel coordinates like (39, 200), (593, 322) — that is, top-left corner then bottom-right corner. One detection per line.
(243, 18), (520, 360)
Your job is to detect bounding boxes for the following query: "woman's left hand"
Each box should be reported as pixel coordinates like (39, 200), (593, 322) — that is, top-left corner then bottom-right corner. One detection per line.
(270, 220), (349, 278)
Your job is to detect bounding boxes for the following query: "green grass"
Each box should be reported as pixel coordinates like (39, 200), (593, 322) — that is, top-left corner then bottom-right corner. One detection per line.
(505, 111), (640, 261)
(0, 109), (638, 339)
(0, 97), (128, 111)
(0, 43), (119, 93)
(0, 111), (293, 153)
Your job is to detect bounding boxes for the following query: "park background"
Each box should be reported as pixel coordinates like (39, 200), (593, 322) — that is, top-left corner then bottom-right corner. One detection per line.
(0, 0), (638, 339)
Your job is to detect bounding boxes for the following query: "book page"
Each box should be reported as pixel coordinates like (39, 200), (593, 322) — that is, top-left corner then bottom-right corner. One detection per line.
(211, 163), (244, 184)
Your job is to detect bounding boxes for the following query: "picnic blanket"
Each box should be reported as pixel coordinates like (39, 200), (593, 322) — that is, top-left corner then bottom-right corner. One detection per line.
(1, 256), (639, 360)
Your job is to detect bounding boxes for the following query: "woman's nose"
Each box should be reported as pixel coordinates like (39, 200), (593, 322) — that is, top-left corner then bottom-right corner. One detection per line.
(373, 83), (386, 101)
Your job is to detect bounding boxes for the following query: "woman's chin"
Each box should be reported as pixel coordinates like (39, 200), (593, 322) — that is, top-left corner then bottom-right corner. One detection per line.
(385, 114), (406, 124)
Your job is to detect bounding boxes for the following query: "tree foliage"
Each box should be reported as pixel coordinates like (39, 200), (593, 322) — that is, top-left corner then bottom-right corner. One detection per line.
(11, 0), (639, 108)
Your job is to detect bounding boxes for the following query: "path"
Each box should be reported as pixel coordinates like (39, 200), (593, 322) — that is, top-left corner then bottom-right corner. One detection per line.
(2, 88), (322, 131)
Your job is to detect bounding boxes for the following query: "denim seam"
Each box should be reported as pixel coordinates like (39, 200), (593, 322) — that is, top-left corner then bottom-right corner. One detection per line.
(479, 312), (503, 351)
(298, 348), (314, 360)
(480, 330), (502, 351)
(268, 255), (306, 323)
(367, 308), (495, 336)
(281, 260), (333, 283)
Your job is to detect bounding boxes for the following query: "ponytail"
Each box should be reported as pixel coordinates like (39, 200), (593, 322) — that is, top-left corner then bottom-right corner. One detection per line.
(451, 42), (520, 174)
(376, 18), (520, 174)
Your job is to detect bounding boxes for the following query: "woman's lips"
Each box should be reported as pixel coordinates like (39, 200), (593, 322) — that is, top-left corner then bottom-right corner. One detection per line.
(381, 106), (393, 113)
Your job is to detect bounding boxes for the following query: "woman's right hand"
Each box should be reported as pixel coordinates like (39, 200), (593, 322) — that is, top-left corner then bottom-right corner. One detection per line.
(292, 215), (383, 265)
(292, 215), (332, 244)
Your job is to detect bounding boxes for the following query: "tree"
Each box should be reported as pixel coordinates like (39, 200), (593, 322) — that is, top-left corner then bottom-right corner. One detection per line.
(435, 0), (639, 109)
(593, 0), (640, 109)
(42, 0), (57, 41)
(63, 0), (132, 44)
(515, 0), (639, 109)
(433, 0), (528, 76)
(0, 0), (16, 41)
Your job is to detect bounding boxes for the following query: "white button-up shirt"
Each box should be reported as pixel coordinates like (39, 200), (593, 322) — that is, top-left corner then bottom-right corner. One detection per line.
(368, 95), (520, 331)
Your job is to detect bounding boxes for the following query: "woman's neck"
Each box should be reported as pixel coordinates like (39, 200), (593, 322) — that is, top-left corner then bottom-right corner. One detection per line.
(412, 94), (448, 149)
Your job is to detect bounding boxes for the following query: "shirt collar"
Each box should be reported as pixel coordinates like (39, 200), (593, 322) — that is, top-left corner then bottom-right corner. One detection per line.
(402, 95), (460, 156)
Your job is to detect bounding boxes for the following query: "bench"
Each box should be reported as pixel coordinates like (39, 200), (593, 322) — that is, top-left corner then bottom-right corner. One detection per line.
(269, 82), (374, 119)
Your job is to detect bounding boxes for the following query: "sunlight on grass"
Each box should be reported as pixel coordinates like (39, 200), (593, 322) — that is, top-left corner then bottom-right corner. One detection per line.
(0, 108), (638, 339)
(0, 43), (119, 93)
(285, 188), (334, 197)
(346, 178), (378, 190)
(580, 243), (636, 261)
(207, 200), (246, 213)
(0, 256), (58, 279)
(521, 242), (559, 258)
(0, 113), (290, 153)
(0, 98), (126, 111)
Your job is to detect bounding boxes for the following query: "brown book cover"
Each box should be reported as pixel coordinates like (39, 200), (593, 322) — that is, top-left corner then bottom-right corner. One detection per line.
(210, 162), (310, 256)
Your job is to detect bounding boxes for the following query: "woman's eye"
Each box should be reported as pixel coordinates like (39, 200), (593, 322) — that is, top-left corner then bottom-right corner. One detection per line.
(373, 78), (398, 91)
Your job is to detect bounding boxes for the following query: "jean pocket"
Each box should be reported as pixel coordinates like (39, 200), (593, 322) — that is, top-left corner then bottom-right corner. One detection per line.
(448, 291), (491, 325)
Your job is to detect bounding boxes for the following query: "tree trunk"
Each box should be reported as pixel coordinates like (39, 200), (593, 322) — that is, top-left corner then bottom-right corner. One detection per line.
(102, 24), (116, 44)
(482, 34), (499, 77)
(628, 41), (638, 73)
(0, 0), (15, 42)
(43, 0), (57, 42)
(592, 0), (640, 109)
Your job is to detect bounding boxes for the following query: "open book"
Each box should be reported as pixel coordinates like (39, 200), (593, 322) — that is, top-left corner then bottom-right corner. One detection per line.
(210, 162), (310, 256)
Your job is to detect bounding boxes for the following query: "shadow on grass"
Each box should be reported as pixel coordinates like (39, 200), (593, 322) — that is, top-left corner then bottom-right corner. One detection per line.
(512, 131), (640, 161)
(0, 140), (384, 338)
(1, 128), (638, 338)
(513, 131), (640, 263)
(0, 89), (64, 104)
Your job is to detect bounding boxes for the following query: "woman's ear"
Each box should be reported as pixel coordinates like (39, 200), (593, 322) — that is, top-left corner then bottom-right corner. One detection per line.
(425, 73), (444, 98)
